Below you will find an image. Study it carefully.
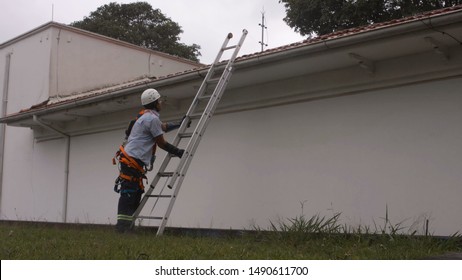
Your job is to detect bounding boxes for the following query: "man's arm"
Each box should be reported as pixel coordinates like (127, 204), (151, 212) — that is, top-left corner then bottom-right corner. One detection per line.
(161, 116), (191, 132)
(155, 134), (184, 158)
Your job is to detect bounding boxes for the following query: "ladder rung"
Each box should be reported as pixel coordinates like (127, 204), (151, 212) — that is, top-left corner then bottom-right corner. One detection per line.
(158, 172), (174, 177)
(189, 113), (202, 119)
(207, 78), (220, 84)
(137, 216), (165, 220)
(189, 111), (211, 120)
(179, 132), (193, 138)
(222, 45), (237, 51)
(198, 94), (212, 101)
(146, 194), (173, 198)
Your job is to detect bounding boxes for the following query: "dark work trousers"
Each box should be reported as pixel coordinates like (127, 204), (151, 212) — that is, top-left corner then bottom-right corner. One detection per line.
(115, 159), (145, 233)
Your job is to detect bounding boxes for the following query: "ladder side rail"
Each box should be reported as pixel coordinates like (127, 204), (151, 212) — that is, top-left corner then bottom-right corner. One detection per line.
(156, 129), (206, 235)
(132, 171), (164, 223)
(147, 69), (225, 208)
(168, 63), (217, 148)
(156, 91), (225, 235)
(163, 73), (227, 190)
(171, 31), (244, 149)
(190, 30), (246, 124)
(183, 70), (232, 158)
(132, 152), (175, 223)
(163, 89), (221, 191)
(182, 33), (233, 119)
(213, 33), (234, 65)
(227, 29), (248, 63)
(154, 122), (208, 234)
(183, 66), (216, 118)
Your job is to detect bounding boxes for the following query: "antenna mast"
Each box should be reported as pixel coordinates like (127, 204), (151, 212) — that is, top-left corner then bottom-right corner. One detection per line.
(258, 9), (268, 52)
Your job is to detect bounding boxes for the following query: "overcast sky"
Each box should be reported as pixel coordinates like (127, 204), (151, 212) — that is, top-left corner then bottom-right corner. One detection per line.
(0, 0), (306, 63)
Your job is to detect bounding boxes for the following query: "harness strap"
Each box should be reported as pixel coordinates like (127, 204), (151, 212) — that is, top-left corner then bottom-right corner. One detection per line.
(113, 146), (147, 193)
(119, 145), (145, 174)
(119, 173), (143, 183)
(114, 173), (146, 193)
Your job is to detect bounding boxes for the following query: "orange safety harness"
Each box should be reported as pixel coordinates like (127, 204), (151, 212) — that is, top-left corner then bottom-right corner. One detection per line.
(113, 145), (147, 190)
(112, 109), (157, 193)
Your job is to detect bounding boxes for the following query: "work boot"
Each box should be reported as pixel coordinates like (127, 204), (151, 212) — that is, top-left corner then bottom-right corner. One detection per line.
(115, 220), (132, 233)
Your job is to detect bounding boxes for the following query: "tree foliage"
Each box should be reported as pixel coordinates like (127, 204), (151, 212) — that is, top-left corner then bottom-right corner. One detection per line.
(280, 0), (462, 36)
(70, 2), (201, 62)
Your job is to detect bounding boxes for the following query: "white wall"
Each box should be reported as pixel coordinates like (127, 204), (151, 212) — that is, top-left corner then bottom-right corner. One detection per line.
(168, 77), (462, 236)
(0, 29), (52, 112)
(49, 26), (199, 97)
(66, 130), (122, 224)
(2, 76), (461, 236)
(0, 29), (53, 221)
(4, 76), (461, 236)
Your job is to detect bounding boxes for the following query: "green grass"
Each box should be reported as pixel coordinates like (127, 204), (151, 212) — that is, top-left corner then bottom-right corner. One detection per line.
(1, 217), (461, 260)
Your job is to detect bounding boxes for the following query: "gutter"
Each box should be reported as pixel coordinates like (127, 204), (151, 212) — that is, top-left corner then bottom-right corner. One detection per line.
(32, 115), (70, 223)
(1, 8), (461, 125)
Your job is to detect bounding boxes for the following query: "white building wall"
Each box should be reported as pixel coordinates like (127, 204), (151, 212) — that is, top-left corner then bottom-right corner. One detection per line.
(66, 130), (122, 224)
(169, 77), (462, 235)
(49, 26), (198, 97)
(0, 29), (52, 112)
(45, 76), (462, 236)
(1, 29), (53, 221)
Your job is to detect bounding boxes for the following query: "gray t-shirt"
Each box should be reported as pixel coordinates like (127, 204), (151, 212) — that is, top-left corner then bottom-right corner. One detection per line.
(124, 109), (163, 166)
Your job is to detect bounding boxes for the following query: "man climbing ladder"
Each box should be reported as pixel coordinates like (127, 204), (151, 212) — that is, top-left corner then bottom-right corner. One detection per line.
(115, 30), (247, 235)
(113, 88), (186, 233)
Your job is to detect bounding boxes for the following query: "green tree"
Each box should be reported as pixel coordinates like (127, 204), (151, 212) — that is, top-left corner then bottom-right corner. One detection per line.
(280, 0), (462, 36)
(71, 2), (201, 62)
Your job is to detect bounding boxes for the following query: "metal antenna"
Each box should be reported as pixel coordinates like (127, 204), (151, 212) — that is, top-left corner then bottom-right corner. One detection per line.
(258, 8), (268, 52)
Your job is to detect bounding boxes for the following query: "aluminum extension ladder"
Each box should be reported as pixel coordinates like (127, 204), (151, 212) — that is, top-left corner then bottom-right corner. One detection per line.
(132, 30), (248, 236)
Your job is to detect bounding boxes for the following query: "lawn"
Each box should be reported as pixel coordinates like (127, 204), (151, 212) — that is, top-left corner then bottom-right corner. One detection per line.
(1, 217), (461, 260)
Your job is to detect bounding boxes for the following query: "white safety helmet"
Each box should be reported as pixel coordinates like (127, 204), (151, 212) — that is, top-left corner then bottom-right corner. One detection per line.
(141, 88), (161, 106)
